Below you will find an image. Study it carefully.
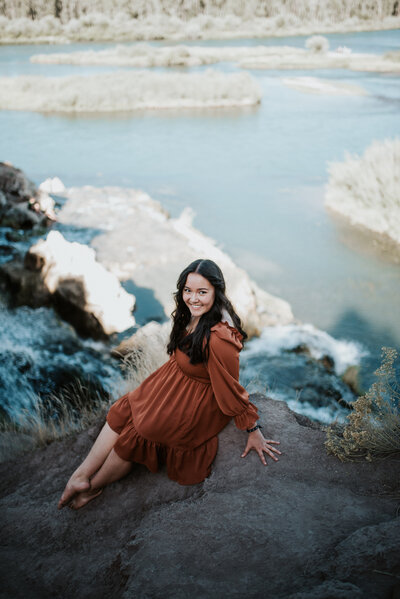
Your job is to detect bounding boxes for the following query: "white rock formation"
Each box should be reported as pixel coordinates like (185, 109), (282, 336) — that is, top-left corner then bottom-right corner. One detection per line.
(0, 70), (261, 113)
(325, 138), (400, 247)
(28, 231), (136, 335)
(57, 186), (294, 336)
(39, 177), (66, 194)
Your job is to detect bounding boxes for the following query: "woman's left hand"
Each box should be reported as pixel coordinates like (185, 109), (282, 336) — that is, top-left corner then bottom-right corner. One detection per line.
(241, 428), (281, 466)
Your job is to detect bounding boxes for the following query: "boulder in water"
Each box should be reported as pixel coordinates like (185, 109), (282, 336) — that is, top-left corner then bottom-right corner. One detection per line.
(0, 231), (136, 339)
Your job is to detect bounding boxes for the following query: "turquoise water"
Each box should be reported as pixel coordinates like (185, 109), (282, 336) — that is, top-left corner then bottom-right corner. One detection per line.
(1, 29), (400, 390)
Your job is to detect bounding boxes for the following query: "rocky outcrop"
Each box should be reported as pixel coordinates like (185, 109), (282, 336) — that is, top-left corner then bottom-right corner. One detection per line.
(0, 395), (399, 599)
(1, 168), (294, 339)
(0, 231), (136, 339)
(58, 187), (294, 336)
(0, 161), (56, 229)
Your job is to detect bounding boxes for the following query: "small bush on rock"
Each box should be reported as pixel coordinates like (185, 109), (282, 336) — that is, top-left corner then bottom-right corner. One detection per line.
(305, 35), (330, 53)
(325, 347), (400, 461)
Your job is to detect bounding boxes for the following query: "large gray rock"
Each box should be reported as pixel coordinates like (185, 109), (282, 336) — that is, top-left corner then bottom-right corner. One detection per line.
(0, 395), (399, 598)
(0, 161), (55, 229)
(0, 231), (136, 339)
(287, 580), (363, 599)
(320, 517), (400, 578)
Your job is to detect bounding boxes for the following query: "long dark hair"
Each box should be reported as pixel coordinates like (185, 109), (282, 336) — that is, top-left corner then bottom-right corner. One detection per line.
(167, 259), (247, 364)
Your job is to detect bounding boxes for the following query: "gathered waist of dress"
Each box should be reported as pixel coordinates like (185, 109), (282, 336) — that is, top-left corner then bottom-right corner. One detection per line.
(171, 352), (210, 385)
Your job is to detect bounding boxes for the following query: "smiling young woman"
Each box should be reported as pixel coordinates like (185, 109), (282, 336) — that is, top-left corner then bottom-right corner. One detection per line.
(58, 259), (281, 510)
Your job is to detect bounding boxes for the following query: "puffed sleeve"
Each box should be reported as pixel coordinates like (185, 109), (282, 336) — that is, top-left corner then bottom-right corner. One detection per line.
(206, 323), (259, 430)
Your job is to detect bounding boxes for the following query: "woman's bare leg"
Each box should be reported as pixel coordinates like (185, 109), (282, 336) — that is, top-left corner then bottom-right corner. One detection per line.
(58, 422), (119, 509)
(69, 449), (132, 510)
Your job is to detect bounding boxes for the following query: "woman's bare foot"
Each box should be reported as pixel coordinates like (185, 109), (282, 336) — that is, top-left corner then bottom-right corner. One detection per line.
(68, 488), (103, 510)
(58, 474), (91, 510)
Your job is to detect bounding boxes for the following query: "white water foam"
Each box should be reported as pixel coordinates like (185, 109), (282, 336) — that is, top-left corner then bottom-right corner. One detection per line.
(243, 322), (367, 376)
(0, 305), (124, 419)
(267, 390), (347, 425)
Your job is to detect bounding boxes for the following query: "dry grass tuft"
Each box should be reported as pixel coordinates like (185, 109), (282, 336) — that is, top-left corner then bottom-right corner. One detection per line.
(1, 379), (113, 450)
(325, 347), (400, 461)
(121, 333), (168, 390)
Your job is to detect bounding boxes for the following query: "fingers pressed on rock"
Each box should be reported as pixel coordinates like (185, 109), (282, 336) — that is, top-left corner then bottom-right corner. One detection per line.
(265, 444), (281, 455)
(258, 451), (267, 465)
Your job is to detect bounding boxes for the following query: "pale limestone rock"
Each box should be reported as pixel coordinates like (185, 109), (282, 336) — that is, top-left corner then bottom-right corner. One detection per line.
(39, 177), (66, 194)
(58, 186), (294, 337)
(27, 231), (136, 336)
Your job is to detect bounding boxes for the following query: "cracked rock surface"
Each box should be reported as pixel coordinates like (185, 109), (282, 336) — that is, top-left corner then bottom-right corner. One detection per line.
(1, 394), (399, 599)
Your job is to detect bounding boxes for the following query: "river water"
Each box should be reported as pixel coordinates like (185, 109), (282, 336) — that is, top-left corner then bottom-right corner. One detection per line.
(0, 29), (399, 423)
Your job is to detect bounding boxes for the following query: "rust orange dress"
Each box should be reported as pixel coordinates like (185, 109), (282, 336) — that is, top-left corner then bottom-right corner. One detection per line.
(106, 321), (259, 485)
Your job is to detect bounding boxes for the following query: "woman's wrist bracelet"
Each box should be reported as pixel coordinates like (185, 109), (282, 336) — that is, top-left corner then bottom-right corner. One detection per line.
(246, 424), (263, 433)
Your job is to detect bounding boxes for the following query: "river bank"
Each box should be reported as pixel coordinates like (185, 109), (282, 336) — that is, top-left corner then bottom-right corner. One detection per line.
(1, 11), (399, 46)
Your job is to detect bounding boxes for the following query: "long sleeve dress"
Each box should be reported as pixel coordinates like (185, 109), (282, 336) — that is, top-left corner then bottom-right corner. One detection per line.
(106, 320), (259, 485)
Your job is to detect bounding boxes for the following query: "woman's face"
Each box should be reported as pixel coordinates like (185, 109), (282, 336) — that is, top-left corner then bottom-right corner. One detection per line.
(182, 272), (215, 320)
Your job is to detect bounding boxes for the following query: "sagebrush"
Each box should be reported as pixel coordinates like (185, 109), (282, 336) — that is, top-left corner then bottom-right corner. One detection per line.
(325, 347), (400, 461)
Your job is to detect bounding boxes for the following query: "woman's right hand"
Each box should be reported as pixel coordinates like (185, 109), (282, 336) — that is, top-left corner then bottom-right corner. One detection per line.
(241, 428), (281, 466)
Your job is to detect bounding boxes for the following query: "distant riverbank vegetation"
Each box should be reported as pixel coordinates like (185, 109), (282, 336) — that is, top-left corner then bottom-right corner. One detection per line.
(1, 0), (399, 43)
(0, 70), (261, 112)
(325, 138), (400, 249)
